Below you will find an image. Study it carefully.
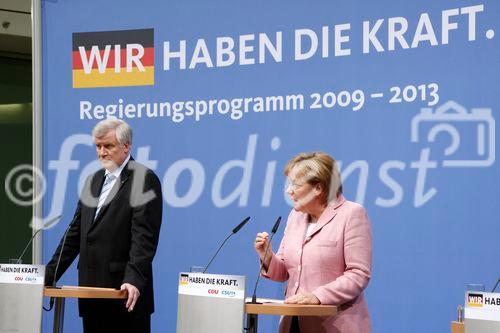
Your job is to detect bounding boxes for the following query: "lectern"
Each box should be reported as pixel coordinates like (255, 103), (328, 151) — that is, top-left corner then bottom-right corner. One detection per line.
(0, 264), (45, 333)
(245, 301), (337, 333)
(44, 286), (127, 333)
(177, 272), (246, 333)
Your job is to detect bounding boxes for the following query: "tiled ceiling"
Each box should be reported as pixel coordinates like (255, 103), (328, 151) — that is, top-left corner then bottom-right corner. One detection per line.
(0, 0), (31, 56)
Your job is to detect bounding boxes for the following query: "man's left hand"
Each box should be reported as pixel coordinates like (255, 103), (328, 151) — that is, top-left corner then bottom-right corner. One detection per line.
(285, 292), (320, 305)
(121, 283), (140, 312)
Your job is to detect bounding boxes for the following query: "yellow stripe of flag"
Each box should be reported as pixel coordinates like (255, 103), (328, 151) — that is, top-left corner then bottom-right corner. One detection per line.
(73, 66), (154, 88)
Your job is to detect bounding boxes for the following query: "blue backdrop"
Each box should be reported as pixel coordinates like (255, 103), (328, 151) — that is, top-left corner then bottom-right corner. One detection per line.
(40, 1), (499, 332)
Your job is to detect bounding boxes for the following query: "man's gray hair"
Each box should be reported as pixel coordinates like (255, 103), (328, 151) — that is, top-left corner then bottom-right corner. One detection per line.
(92, 118), (133, 145)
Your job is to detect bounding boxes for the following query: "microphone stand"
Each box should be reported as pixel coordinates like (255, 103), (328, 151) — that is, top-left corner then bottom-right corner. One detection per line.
(16, 215), (62, 264)
(492, 278), (500, 292)
(202, 216), (251, 274)
(245, 217), (281, 332)
(248, 216), (281, 304)
(45, 215), (78, 311)
(202, 233), (233, 274)
(249, 232), (277, 304)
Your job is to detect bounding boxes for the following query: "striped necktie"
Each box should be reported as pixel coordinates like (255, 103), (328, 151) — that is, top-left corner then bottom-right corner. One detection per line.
(94, 174), (116, 220)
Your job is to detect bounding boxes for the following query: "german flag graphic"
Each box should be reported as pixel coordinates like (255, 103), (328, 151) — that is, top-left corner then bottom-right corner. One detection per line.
(72, 29), (154, 88)
(467, 293), (484, 307)
(180, 274), (189, 286)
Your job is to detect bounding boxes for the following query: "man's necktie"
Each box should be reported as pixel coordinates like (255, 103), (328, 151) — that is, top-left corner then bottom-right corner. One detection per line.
(94, 174), (116, 221)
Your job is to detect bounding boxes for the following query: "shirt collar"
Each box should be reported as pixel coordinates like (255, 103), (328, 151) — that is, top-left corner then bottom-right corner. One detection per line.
(105, 154), (131, 179)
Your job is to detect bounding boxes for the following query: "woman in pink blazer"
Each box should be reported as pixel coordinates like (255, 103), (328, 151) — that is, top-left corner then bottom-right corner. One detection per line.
(255, 152), (372, 333)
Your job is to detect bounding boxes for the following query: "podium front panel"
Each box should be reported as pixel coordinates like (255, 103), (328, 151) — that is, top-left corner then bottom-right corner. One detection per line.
(464, 291), (500, 333)
(177, 272), (245, 333)
(0, 264), (45, 333)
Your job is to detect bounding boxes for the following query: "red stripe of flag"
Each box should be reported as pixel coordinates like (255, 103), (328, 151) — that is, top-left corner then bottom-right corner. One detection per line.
(72, 47), (154, 70)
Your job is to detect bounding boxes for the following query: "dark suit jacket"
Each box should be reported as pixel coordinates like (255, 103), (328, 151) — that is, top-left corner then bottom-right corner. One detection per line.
(45, 158), (163, 317)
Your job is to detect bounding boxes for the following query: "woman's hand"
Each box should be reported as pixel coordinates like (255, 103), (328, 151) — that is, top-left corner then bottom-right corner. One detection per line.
(254, 232), (272, 268)
(285, 293), (321, 305)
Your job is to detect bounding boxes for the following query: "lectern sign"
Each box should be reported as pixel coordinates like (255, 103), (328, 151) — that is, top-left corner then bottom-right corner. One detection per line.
(0, 264), (45, 284)
(178, 272), (245, 299)
(464, 291), (500, 333)
(466, 291), (500, 311)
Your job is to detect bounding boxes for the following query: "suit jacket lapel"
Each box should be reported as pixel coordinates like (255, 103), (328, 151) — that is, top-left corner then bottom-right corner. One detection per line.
(306, 194), (346, 240)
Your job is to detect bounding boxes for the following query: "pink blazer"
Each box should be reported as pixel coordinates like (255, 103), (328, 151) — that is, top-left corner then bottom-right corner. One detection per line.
(263, 195), (372, 333)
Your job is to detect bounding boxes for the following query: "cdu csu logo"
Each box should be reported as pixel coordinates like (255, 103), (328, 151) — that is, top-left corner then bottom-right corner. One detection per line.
(72, 28), (154, 88)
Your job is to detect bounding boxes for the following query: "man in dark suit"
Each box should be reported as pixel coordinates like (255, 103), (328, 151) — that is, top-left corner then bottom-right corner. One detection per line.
(45, 118), (163, 332)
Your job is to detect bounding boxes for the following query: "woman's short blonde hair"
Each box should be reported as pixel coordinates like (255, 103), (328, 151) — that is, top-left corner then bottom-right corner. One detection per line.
(284, 152), (342, 203)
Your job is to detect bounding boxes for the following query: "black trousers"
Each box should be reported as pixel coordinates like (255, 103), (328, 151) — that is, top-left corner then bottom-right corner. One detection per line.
(290, 316), (300, 333)
(82, 313), (150, 333)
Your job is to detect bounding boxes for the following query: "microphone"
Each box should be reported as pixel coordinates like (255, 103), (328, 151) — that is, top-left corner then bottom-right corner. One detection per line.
(232, 217), (250, 234)
(270, 216), (281, 234)
(202, 216), (251, 274)
(16, 215), (62, 264)
(51, 214), (79, 288)
(249, 216), (282, 304)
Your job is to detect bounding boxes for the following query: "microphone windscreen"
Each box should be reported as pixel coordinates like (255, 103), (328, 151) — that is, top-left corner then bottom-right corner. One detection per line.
(271, 216), (281, 234)
(232, 216), (251, 233)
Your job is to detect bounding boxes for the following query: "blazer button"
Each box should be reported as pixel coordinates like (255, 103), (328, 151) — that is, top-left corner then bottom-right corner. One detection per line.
(295, 282), (299, 287)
